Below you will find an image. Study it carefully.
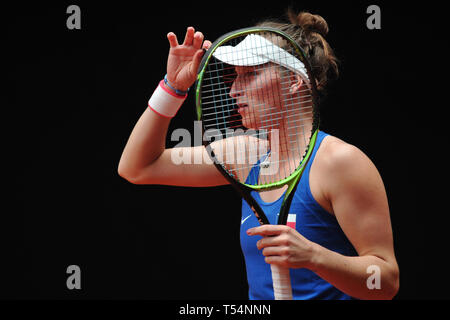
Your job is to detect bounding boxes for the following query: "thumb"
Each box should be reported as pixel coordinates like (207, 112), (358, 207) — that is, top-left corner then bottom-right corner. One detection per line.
(192, 40), (212, 72)
(191, 48), (206, 74)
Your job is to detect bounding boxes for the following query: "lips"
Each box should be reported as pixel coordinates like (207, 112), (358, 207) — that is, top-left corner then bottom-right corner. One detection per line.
(236, 103), (248, 113)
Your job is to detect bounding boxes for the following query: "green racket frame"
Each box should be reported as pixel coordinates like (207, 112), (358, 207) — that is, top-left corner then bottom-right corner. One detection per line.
(195, 27), (320, 225)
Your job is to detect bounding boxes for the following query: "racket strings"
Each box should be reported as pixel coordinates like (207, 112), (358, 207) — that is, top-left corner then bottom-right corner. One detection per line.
(201, 32), (314, 185)
(202, 105), (313, 130)
(204, 130), (311, 170)
(202, 76), (310, 97)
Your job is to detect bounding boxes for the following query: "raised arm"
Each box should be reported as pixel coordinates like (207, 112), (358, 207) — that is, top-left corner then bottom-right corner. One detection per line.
(118, 27), (228, 187)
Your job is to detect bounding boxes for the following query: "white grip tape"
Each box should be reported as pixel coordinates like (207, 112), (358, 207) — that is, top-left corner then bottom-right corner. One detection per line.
(271, 264), (293, 300)
(148, 80), (187, 118)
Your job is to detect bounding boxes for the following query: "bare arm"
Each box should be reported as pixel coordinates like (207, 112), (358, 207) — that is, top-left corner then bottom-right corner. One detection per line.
(118, 105), (170, 183)
(118, 27), (227, 186)
(311, 143), (399, 299)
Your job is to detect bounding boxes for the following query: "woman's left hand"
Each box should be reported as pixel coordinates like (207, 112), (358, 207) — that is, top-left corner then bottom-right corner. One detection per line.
(247, 225), (319, 270)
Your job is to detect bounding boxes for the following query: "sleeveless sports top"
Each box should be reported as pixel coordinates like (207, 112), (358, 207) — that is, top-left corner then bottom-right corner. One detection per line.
(240, 131), (358, 300)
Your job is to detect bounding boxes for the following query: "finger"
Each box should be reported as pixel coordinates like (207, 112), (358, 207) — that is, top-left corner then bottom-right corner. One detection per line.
(192, 31), (204, 49)
(264, 255), (288, 267)
(202, 40), (212, 50)
(167, 32), (179, 48)
(261, 246), (285, 257)
(192, 49), (205, 71)
(247, 225), (288, 237)
(257, 235), (287, 250)
(183, 26), (195, 46)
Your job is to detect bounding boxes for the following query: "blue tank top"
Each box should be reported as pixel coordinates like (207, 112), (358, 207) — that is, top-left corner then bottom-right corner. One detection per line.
(240, 131), (358, 300)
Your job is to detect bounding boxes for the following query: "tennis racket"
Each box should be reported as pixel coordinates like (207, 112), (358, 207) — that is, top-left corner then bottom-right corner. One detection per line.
(195, 27), (319, 300)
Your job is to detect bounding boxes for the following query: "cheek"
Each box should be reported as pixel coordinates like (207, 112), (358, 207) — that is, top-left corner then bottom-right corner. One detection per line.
(253, 77), (282, 109)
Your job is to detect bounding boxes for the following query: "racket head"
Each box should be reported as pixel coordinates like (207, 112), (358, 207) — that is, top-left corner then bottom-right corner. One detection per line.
(195, 27), (320, 193)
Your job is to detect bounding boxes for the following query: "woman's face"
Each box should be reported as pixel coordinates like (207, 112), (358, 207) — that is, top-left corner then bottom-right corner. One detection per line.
(229, 64), (286, 130)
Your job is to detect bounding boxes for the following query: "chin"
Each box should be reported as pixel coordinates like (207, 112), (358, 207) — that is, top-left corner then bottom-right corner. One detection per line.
(242, 119), (257, 131)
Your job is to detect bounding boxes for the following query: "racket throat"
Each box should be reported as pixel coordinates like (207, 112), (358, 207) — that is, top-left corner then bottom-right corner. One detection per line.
(250, 206), (269, 225)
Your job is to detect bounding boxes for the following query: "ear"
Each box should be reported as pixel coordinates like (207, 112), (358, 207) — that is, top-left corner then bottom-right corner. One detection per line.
(289, 74), (304, 94)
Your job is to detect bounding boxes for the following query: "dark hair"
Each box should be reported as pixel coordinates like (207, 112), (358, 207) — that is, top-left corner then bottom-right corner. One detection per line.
(256, 9), (339, 93)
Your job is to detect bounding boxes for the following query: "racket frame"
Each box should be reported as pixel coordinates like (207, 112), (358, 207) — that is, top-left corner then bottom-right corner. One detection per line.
(195, 26), (321, 298)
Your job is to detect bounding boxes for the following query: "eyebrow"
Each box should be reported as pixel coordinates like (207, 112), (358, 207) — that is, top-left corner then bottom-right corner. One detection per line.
(235, 66), (256, 74)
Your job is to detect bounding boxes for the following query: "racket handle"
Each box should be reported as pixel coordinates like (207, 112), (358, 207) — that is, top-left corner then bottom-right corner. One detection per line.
(270, 264), (293, 300)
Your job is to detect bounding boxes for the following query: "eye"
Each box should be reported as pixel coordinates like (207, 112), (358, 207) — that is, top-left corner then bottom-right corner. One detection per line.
(222, 67), (237, 86)
(241, 68), (258, 79)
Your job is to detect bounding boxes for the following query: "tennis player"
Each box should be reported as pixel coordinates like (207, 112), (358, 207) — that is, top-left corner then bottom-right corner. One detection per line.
(118, 10), (399, 300)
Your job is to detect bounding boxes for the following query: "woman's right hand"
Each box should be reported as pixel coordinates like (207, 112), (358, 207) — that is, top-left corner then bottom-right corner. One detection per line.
(166, 27), (212, 93)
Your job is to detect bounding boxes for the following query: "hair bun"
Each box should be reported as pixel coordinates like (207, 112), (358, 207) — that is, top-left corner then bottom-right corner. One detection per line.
(290, 11), (329, 37)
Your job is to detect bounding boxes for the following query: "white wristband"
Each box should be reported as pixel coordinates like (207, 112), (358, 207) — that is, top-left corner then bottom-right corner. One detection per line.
(148, 80), (187, 118)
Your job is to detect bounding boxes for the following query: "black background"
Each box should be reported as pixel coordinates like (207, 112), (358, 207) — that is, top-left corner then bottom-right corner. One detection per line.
(4, 0), (445, 301)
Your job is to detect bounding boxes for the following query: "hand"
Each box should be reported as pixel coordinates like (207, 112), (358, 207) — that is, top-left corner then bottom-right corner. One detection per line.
(247, 225), (319, 269)
(166, 26), (212, 92)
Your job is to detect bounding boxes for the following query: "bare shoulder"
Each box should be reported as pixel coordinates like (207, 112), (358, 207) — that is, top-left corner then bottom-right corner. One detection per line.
(317, 135), (377, 174)
(314, 134), (386, 201)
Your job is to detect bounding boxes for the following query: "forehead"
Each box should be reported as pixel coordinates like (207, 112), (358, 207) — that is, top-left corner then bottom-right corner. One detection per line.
(234, 63), (278, 74)
(234, 65), (257, 74)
